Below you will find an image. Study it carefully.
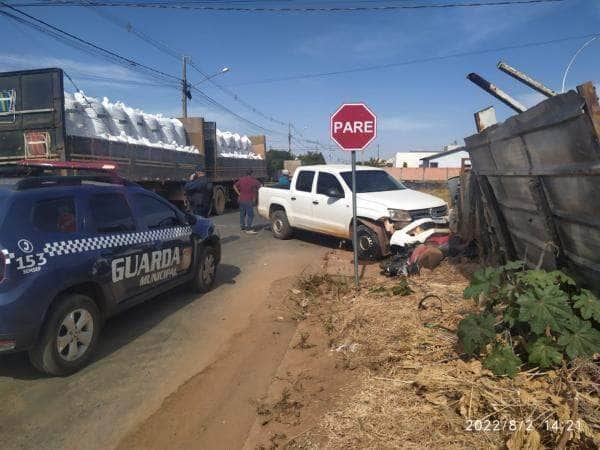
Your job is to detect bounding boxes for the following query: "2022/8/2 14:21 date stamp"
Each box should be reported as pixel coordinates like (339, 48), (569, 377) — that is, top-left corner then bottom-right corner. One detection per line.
(465, 419), (582, 433)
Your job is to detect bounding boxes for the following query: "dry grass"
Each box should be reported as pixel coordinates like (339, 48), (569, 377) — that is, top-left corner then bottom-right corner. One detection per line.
(283, 259), (600, 450)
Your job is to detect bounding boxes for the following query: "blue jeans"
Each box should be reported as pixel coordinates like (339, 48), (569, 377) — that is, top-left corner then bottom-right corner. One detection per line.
(239, 201), (254, 230)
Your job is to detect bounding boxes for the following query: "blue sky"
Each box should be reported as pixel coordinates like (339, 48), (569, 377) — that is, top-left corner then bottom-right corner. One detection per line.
(2, 0), (600, 162)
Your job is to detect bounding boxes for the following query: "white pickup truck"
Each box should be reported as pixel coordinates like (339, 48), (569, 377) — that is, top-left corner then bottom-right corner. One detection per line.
(257, 165), (449, 259)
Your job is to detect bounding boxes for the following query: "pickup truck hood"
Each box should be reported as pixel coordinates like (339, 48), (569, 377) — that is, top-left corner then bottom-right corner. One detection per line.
(357, 189), (446, 211)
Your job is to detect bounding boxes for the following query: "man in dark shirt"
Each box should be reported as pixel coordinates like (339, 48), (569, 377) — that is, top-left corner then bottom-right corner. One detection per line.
(234, 170), (262, 234)
(185, 165), (213, 217)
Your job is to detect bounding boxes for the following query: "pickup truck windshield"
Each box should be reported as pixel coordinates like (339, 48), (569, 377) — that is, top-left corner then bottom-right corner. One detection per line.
(340, 170), (406, 193)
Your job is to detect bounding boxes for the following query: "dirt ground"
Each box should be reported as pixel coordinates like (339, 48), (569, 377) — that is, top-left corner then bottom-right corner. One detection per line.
(240, 250), (599, 450)
(0, 213), (331, 450)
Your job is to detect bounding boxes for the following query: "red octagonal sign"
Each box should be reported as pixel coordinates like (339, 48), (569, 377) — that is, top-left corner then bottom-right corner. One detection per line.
(330, 103), (377, 151)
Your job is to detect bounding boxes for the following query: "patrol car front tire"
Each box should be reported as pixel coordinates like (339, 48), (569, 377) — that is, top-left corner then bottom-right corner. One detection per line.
(29, 294), (101, 376)
(192, 245), (218, 293)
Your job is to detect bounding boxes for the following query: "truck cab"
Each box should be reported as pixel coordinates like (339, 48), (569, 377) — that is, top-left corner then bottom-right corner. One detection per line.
(258, 165), (449, 259)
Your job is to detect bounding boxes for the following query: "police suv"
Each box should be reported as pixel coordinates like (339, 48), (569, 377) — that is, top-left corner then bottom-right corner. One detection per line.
(0, 164), (220, 375)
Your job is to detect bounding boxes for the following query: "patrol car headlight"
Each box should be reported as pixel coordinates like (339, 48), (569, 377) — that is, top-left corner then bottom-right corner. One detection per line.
(388, 209), (411, 222)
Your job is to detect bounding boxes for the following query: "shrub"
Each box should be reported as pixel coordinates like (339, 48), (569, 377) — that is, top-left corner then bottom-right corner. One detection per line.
(458, 262), (600, 377)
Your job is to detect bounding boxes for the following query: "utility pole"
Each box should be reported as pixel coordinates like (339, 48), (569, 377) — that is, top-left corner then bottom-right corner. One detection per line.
(182, 56), (188, 118)
(288, 123), (292, 154)
(377, 144), (380, 161)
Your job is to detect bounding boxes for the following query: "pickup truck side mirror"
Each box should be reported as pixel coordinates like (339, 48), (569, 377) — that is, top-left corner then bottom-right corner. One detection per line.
(326, 188), (344, 198)
(185, 212), (197, 225)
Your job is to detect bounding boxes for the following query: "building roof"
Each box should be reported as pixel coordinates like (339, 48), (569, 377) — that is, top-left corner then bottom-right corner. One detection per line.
(419, 146), (467, 162)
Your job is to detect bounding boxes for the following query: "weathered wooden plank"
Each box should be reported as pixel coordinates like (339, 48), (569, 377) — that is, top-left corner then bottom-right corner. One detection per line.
(577, 82), (600, 143)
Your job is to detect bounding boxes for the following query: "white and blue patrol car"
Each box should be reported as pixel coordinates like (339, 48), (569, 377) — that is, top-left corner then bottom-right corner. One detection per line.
(0, 166), (220, 376)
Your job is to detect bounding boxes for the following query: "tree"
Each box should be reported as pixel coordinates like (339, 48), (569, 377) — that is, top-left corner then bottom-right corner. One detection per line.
(299, 151), (326, 165)
(266, 149), (294, 179)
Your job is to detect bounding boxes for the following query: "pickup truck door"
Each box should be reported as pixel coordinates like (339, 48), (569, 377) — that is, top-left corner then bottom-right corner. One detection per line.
(290, 170), (317, 229)
(312, 171), (352, 238)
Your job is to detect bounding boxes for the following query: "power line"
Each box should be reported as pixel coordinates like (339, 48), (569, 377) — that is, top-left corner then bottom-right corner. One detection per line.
(7, 0), (570, 12)
(0, 2), (289, 134)
(229, 31), (600, 86)
(0, 1), (180, 83)
(70, 1), (292, 130)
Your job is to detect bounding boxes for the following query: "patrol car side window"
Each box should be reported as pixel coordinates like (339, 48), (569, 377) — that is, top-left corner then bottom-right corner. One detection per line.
(133, 194), (181, 230)
(90, 193), (136, 233)
(32, 197), (77, 233)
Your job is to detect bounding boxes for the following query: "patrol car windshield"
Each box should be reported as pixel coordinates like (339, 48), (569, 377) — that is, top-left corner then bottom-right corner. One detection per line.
(340, 170), (406, 193)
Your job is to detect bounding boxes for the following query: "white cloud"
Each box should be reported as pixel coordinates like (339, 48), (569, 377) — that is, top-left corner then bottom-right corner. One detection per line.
(378, 116), (433, 132)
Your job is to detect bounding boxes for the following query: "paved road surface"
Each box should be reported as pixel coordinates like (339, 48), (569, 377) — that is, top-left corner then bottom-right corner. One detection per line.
(0, 211), (331, 450)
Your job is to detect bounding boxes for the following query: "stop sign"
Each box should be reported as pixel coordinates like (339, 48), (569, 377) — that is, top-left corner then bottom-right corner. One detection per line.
(330, 103), (377, 151)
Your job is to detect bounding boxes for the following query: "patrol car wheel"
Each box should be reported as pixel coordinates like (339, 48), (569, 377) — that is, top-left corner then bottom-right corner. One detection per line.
(192, 245), (217, 293)
(29, 294), (101, 376)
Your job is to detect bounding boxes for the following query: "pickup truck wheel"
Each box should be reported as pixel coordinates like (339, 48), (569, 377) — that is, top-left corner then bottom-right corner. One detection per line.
(355, 224), (382, 261)
(29, 294), (101, 376)
(192, 245), (218, 293)
(271, 210), (293, 240)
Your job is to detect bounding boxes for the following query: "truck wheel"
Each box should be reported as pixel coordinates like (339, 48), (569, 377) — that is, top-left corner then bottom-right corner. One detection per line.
(271, 210), (293, 240)
(29, 294), (101, 376)
(212, 187), (227, 216)
(355, 224), (382, 261)
(192, 245), (218, 293)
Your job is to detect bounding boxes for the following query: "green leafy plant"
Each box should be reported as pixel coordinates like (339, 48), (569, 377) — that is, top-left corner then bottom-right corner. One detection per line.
(458, 262), (600, 377)
(391, 278), (414, 297)
(457, 313), (496, 354)
(483, 345), (521, 378)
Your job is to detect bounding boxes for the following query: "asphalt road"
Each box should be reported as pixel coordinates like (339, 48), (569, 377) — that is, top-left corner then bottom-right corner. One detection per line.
(0, 210), (332, 450)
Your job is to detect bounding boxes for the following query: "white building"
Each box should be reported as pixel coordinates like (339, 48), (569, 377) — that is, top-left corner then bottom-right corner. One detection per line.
(419, 146), (470, 168)
(394, 151), (438, 168)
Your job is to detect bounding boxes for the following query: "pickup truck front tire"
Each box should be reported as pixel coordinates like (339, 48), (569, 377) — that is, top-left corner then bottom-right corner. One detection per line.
(356, 224), (382, 261)
(271, 210), (293, 240)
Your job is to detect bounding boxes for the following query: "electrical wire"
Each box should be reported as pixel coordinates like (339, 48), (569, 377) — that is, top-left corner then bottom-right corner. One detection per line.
(7, 0), (571, 12)
(230, 31), (600, 86)
(0, 1), (291, 135)
(67, 1), (293, 131)
(0, 2), (180, 83)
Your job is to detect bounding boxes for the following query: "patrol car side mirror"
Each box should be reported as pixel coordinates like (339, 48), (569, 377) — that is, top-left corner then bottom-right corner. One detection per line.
(185, 213), (197, 225)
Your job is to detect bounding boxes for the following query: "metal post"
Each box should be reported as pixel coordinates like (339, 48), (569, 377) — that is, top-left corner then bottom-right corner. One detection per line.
(182, 56), (188, 118)
(351, 150), (359, 288)
(497, 61), (557, 98)
(288, 122), (292, 154)
(467, 73), (527, 113)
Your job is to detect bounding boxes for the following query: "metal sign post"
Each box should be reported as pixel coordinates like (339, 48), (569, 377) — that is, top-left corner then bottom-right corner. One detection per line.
(351, 150), (359, 287)
(330, 103), (377, 289)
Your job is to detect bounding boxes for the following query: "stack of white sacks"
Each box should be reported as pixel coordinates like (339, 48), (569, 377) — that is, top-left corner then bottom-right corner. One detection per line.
(216, 130), (262, 159)
(63, 91), (262, 159)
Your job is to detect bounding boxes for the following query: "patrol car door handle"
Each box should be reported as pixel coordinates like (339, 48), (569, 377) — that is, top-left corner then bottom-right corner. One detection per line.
(312, 200), (319, 205)
(291, 197), (296, 201)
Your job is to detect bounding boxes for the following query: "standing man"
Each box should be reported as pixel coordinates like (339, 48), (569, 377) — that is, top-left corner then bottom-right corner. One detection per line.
(234, 169), (262, 234)
(185, 165), (213, 217)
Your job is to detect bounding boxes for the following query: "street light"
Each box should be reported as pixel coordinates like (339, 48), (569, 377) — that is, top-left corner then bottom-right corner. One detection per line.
(192, 67), (230, 87)
(561, 37), (598, 93)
